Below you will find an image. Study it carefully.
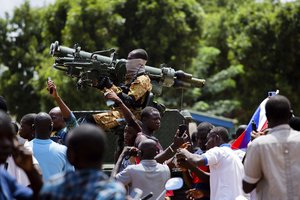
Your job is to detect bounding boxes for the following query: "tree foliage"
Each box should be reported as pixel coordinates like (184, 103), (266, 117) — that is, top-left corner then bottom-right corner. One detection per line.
(1, 0), (300, 124)
(0, 0), (204, 120)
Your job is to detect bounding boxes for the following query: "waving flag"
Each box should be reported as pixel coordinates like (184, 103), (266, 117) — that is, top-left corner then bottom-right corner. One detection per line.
(231, 97), (270, 150)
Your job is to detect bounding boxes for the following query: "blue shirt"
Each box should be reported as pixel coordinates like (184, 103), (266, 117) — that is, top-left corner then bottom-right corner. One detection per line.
(51, 112), (78, 145)
(40, 169), (126, 200)
(28, 139), (74, 181)
(0, 168), (32, 200)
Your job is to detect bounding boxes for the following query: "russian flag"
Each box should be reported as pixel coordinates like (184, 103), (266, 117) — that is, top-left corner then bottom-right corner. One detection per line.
(231, 98), (269, 150)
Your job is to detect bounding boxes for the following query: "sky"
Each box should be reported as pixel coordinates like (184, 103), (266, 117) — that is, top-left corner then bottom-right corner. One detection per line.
(0, 0), (55, 18)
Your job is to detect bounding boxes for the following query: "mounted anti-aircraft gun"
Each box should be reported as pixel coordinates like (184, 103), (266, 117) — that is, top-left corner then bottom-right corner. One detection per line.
(49, 41), (205, 95)
(50, 41), (205, 165)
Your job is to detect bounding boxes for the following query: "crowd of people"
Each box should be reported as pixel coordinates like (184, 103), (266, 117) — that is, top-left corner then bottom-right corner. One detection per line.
(1, 49), (300, 200)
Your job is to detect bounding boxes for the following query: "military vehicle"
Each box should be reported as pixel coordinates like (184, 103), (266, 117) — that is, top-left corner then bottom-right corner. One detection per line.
(50, 41), (207, 171)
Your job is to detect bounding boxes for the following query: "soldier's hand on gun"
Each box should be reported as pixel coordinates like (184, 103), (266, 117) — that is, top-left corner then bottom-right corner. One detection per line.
(47, 78), (58, 98)
(186, 189), (204, 200)
(96, 76), (113, 90)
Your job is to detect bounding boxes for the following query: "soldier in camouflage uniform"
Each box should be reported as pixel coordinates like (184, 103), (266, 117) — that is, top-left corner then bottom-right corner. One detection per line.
(92, 49), (152, 130)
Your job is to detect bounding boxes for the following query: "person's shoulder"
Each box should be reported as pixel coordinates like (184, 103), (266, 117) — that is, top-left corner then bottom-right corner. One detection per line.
(205, 146), (220, 153)
(250, 134), (272, 146)
(0, 168), (13, 180)
(290, 128), (300, 137)
(40, 173), (66, 194)
(50, 141), (67, 151)
(104, 178), (126, 188)
(95, 179), (126, 199)
(123, 163), (141, 171)
(27, 139), (34, 146)
(134, 132), (147, 146)
(205, 146), (231, 158)
(134, 74), (151, 85)
(0, 168), (33, 198)
(157, 163), (170, 170)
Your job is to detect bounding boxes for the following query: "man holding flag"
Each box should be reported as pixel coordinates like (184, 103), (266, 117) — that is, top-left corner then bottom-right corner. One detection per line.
(231, 91), (278, 150)
(242, 95), (300, 199)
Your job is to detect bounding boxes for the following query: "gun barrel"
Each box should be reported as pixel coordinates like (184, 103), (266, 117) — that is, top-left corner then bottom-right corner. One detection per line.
(50, 41), (113, 64)
(189, 77), (206, 87)
(50, 41), (205, 92)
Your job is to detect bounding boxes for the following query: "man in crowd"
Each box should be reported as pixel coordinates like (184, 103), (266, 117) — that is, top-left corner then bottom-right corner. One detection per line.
(19, 113), (37, 142)
(176, 126), (245, 200)
(179, 122), (213, 200)
(243, 95), (300, 199)
(104, 91), (188, 165)
(113, 139), (170, 200)
(0, 97), (40, 187)
(27, 112), (73, 181)
(134, 106), (163, 150)
(0, 111), (42, 199)
(47, 80), (78, 145)
(40, 124), (126, 200)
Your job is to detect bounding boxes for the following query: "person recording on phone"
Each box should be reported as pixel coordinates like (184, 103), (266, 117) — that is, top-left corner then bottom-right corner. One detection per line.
(176, 127), (246, 200)
(105, 91), (188, 172)
(132, 106), (188, 164)
(47, 79), (78, 145)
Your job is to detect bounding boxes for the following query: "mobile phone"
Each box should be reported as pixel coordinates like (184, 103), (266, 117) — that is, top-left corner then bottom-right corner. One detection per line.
(130, 188), (143, 200)
(178, 124), (188, 137)
(251, 120), (257, 132)
(48, 77), (53, 94)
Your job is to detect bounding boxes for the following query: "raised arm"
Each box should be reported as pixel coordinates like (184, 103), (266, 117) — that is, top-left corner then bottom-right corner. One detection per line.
(47, 79), (72, 119)
(177, 158), (210, 183)
(154, 130), (188, 163)
(13, 145), (43, 200)
(105, 90), (142, 132)
(176, 148), (208, 167)
(110, 146), (138, 178)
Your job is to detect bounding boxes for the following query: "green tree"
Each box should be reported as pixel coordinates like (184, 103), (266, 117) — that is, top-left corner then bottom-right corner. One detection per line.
(0, 0), (205, 119)
(0, 2), (44, 119)
(225, 1), (300, 121)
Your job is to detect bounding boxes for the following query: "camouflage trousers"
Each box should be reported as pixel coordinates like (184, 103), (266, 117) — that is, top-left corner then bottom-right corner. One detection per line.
(92, 108), (141, 130)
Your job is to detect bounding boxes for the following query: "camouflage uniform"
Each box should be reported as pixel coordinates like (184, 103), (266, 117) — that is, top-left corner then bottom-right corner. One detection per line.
(92, 74), (152, 130)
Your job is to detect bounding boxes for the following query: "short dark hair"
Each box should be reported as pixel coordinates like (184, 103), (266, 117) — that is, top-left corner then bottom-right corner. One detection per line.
(0, 111), (15, 139)
(141, 106), (159, 121)
(209, 126), (229, 143)
(235, 124), (247, 138)
(266, 95), (291, 122)
(66, 124), (107, 164)
(21, 113), (37, 126)
(0, 96), (8, 112)
(34, 112), (53, 135)
(127, 49), (148, 60)
(196, 122), (214, 139)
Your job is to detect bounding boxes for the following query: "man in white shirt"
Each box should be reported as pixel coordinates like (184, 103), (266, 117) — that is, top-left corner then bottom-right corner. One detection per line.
(177, 127), (245, 200)
(113, 139), (170, 200)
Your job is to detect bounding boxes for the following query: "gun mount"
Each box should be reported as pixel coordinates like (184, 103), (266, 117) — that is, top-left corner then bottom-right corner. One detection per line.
(50, 41), (205, 95)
